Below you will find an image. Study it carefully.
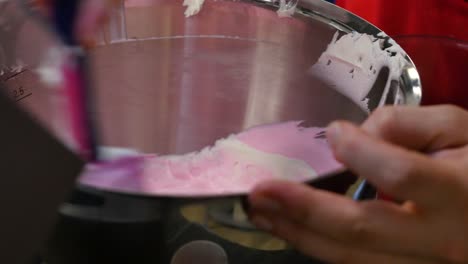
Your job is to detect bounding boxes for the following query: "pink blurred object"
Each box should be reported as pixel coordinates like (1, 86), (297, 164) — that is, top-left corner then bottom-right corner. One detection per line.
(62, 57), (94, 160)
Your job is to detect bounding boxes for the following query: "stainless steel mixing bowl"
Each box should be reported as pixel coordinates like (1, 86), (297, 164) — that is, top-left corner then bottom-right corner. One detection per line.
(1, 0), (422, 222)
(1, 0), (421, 157)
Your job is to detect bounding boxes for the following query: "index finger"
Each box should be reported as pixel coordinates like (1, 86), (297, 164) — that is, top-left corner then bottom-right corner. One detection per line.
(327, 121), (461, 206)
(362, 105), (468, 152)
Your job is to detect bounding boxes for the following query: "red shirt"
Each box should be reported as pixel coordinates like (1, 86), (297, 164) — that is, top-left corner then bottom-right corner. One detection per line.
(337, 0), (467, 41)
(336, 0), (468, 108)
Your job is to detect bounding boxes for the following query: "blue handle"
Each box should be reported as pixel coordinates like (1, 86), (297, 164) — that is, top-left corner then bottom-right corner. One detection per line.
(51, 0), (82, 45)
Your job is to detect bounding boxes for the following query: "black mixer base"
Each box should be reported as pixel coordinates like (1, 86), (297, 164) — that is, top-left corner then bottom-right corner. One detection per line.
(43, 209), (325, 264)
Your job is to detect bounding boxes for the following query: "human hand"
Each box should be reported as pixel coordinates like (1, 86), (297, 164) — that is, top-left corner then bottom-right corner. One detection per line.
(33, 0), (118, 46)
(248, 105), (468, 263)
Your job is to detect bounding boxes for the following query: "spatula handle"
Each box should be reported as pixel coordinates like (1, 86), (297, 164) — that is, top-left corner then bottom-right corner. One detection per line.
(49, 0), (100, 161)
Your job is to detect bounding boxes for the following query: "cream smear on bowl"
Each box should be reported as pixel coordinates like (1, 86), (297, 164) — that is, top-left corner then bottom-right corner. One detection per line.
(310, 31), (407, 112)
(79, 121), (342, 197)
(183, 0), (298, 18)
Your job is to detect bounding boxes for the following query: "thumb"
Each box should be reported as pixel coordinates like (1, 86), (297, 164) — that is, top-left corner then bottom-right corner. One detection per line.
(75, 0), (119, 47)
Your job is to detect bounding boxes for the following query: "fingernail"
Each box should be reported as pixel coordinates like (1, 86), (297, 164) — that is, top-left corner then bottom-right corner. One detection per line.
(76, 5), (108, 48)
(76, 23), (97, 48)
(251, 215), (273, 231)
(327, 122), (342, 146)
(80, 37), (97, 49)
(250, 195), (282, 212)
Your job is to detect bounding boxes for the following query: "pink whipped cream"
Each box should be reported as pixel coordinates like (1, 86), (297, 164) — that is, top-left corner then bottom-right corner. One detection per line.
(78, 121), (342, 197)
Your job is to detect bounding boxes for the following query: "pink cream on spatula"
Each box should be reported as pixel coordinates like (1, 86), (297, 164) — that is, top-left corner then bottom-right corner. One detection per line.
(78, 121), (342, 197)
